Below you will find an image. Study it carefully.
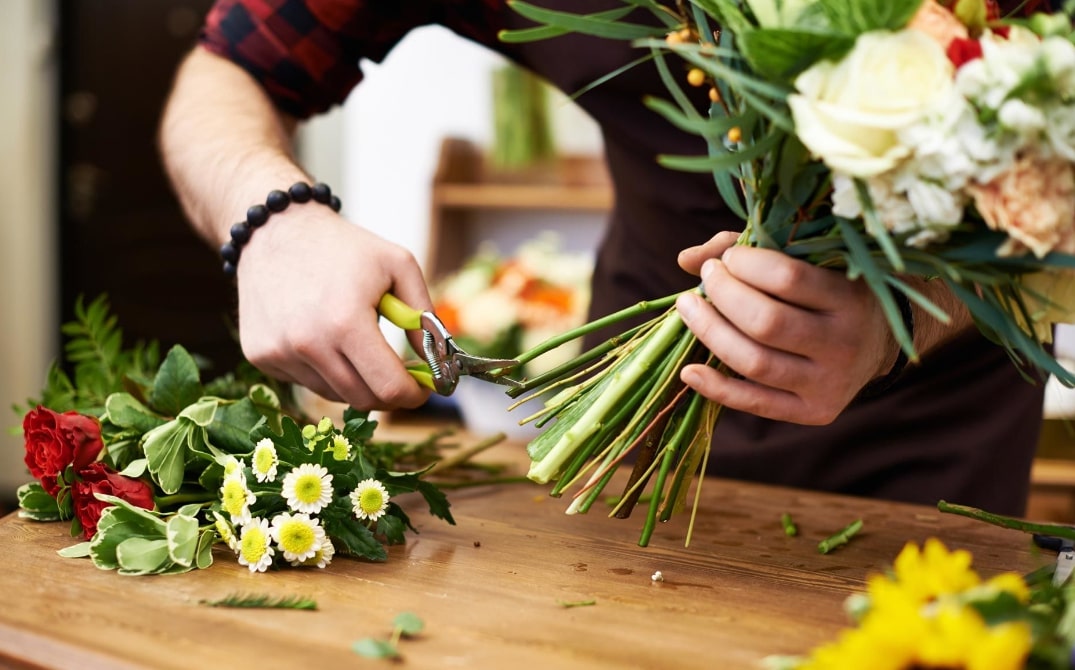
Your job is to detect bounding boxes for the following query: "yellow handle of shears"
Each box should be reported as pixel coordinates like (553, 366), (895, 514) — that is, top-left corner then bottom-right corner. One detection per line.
(378, 293), (437, 392)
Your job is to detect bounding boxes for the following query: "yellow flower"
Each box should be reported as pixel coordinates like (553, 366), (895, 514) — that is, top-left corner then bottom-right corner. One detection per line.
(888, 538), (980, 603)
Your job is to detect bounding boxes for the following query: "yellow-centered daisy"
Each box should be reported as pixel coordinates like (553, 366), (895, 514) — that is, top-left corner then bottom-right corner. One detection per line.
(237, 517), (274, 573)
(330, 434), (352, 461)
(298, 536), (336, 569)
(220, 472), (255, 524)
(350, 478), (390, 522)
(270, 512), (326, 563)
(281, 463), (333, 514)
(252, 438), (279, 483)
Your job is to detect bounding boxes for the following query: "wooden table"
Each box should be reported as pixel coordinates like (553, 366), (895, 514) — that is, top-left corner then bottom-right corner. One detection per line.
(0, 435), (1050, 670)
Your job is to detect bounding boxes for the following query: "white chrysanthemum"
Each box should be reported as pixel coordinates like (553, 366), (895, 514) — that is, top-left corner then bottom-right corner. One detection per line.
(220, 472), (255, 524)
(330, 434), (352, 461)
(297, 536), (336, 569)
(212, 511), (239, 552)
(281, 463), (333, 514)
(270, 512), (326, 563)
(222, 455), (244, 479)
(251, 438), (279, 483)
(237, 517), (274, 573)
(350, 479), (390, 522)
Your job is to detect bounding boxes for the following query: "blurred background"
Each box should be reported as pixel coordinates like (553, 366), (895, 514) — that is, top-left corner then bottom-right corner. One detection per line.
(4, 1), (1075, 521)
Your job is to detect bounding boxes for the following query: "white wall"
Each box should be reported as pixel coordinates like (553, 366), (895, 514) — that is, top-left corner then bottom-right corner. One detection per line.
(0, 0), (58, 496)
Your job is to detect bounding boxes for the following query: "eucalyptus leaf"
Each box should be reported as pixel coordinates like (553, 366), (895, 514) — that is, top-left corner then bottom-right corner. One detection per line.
(148, 345), (203, 416)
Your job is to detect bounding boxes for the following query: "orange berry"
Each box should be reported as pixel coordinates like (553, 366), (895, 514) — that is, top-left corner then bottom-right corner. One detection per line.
(727, 126), (742, 143)
(708, 87), (720, 103)
(686, 68), (706, 87)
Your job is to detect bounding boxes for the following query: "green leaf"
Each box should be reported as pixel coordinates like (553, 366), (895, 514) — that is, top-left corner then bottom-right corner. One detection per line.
(142, 420), (191, 495)
(165, 513), (200, 567)
(377, 512), (408, 545)
(393, 612), (425, 636)
(321, 505), (387, 561)
(817, 0), (923, 34)
(508, 0), (667, 40)
(206, 397), (262, 454)
(690, 0), (753, 35)
(118, 458), (147, 478)
(104, 392), (166, 433)
(148, 345), (203, 416)
(738, 28), (853, 82)
(416, 481), (455, 525)
(658, 131), (783, 172)
(499, 5), (636, 42)
(352, 638), (398, 660)
(195, 528), (216, 570)
(57, 541), (92, 558)
(115, 537), (172, 574)
(16, 482), (62, 521)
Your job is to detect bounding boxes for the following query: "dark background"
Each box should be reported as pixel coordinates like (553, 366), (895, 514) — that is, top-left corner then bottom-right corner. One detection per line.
(58, 0), (243, 374)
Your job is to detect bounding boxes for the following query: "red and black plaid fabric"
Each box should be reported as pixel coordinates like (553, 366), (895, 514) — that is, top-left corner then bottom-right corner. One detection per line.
(200, 0), (501, 119)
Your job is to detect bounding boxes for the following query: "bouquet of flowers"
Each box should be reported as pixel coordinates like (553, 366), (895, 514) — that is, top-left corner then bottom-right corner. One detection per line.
(431, 233), (593, 378)
(500, 0), (1075, 545)
(14, 296), (480, 575)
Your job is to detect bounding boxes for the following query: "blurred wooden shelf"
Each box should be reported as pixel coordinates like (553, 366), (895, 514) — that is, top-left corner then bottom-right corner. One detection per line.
(427, 137), (612, 280)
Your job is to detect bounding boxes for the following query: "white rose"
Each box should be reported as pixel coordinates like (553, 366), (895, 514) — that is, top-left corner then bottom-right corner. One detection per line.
(788, 30), (955, 177)
(744, 0), (814, 27)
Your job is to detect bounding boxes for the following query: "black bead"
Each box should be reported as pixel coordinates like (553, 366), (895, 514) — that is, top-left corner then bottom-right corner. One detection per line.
(288, 181), (312, 203)
(246, 204), (269, 228)
(220, 241), (240, 264)
(266, 189), (290, 212)
(223, 260), (237, 277)
(230, 222), (252, 245)
(311, 182), (332, 204)
(330, 195), (342, 212)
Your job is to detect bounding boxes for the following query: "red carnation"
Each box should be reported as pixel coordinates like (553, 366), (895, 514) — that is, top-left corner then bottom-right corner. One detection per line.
(70, 462), (155, 539)
(23, 406), (104, 496)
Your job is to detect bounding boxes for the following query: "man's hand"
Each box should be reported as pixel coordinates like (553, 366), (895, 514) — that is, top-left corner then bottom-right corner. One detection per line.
(675, 231), (897, 425)
(235, 206), (433, 410)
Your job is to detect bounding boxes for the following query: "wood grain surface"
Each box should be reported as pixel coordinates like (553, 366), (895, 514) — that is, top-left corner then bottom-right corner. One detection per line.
(0, 439), (1050, 670)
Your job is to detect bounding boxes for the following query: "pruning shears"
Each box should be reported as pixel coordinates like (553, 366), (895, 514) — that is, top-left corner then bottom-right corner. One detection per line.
(1033, 533), (1075, 587)
(378, 293), (522, 396)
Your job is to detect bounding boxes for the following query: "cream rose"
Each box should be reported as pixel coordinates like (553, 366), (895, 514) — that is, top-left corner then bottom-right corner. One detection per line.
(788, 29), (955, 177)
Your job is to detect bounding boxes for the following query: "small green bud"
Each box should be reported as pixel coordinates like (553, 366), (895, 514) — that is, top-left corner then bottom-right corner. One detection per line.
(301, 424), (317, 440)
(317, 417), (334, 435)
(1030, 12), (1071, 38)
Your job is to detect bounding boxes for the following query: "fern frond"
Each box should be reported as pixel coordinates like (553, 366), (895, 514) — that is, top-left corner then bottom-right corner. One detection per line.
(199, 593), (318, 610)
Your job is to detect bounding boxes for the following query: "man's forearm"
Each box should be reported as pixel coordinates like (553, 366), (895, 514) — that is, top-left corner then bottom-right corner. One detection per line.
(159, 47), (309, 248)
(908, 276), (974, 362)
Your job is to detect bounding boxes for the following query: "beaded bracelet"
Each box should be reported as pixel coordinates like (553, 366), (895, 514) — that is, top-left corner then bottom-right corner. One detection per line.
(858, 288), (915, 399)
(220, 181), (341, 276)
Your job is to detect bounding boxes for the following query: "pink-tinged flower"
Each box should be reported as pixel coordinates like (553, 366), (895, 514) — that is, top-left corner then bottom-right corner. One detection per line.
(70, 462), (155, 539)
(908, 0), (969, 50)
(968, 153), (1075, 258)
(23, 407), (104, 496)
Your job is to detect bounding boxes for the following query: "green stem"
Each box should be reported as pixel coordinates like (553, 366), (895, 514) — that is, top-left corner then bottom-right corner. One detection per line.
(514, 293), (682, 365)
(155, 492), (216, 508)
(818, 519), (863, 554)
(426, 433), (506, 476)
(781, 512), (798, 537)
(435, 476), (533, 490)
(938, 500), (1075, 541)
(507, 323), (646, 397)
(527, 309), (688, 484)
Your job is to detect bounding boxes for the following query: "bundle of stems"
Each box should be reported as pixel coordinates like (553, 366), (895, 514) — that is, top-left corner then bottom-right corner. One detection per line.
(507, 287), (722, 547)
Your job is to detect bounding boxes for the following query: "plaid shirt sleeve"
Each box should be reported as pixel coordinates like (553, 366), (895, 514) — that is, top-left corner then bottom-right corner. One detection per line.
(199, 0), (501, 119)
